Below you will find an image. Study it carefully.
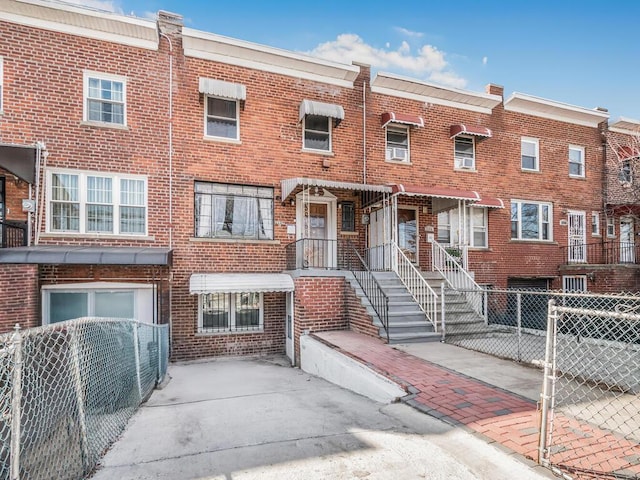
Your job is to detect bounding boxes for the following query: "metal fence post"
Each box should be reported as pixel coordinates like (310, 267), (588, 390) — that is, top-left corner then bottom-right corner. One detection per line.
(483, 289), (488, 325)
(516, 293), (522, 362)
(156, 326), (162, 384)
(69, 326), (89, 470)
(132, 323), (143, 403)
(10, 324), (22, 480)
(440, 283), (446, 341)
(538, 299), (557, 465)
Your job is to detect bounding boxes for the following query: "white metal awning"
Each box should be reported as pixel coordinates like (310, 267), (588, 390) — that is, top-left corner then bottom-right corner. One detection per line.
(198, 77), (247, 100)
(189, 273), (294, 294)
(281, 177), (392, 201)
(299, 99), (345, 122)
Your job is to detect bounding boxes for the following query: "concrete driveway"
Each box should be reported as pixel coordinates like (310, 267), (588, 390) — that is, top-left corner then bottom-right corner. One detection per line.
(90, 355), (552, 480)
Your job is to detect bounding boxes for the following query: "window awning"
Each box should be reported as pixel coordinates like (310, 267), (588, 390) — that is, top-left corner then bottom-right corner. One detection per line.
(198, 77), (246, 100)
(0, 144), (37, 184)
(0, 246), (173, 265)
(189, 273), (294, 294)
(391, 184), (481, 201)
(474, 196), (505, 209)
(281, 177), (392, 201)
(299, 99), (345, 122)
(381, 112), (424, 128)
(449, 124), (492, 139)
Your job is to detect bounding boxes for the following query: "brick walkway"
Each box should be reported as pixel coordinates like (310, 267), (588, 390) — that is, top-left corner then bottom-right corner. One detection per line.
(313, 330), (640, 480)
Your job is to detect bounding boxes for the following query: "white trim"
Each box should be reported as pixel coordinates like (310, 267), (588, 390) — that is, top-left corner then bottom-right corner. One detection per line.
(302, 114), (332, 153)
(569, 145), (586, 178)
(521, 137), (540, 172)
(504, 92), (609, 127)
(591, 211), (601, 237)
(510, 199), (553, 242)
(83, 70), (127, 127)
(385, 124), (410, 163)
(189, 273), (294, 294)
(454, 134), (476, 171)
(606, 216), (616, 238)
(1, 1), (158, 50)
(203, 95), (240, 141)
(371, 85), (495, 114)
(183, 28), (359, 88)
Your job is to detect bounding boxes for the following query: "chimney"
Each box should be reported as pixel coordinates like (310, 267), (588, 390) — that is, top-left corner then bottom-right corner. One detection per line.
(485, 83), (504, 97)
(157, 10), (183, 36)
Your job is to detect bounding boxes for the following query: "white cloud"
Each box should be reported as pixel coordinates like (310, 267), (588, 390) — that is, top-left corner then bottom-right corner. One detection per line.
(307, 33), (466, 89)
(59, 0), (122, 13)
(142, 10), (158, 20)
(482, 56), (488, 66)
(395, 26), (424, 38)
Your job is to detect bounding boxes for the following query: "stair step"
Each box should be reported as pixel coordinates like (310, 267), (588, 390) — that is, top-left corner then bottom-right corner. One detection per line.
(387, 332), (441, 344)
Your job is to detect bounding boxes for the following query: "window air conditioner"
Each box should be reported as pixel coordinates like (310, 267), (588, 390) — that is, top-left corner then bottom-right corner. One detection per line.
(386, 147), (408, 161)
(456, 156), (474, 169)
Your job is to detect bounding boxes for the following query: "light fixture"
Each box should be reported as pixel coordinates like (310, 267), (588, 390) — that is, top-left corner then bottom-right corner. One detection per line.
(290, 198), (295, 206)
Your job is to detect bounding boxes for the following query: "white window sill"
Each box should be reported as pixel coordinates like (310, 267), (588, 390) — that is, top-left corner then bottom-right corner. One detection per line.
(521, 168), (541, 173)
(203, 135), (241, 145)
(509, 239), (557, 245)
(454, 167), (477, 173)
(302, 148), (334, 156)
(41, 232), (154, 241)
(339, 231), (358, 236)
(385, 159), (412, 165)
(190, 237), (280, 245)
(80, 120), (129, 130)
(569, 175), (586, 180)
(196, 329), (264, 336)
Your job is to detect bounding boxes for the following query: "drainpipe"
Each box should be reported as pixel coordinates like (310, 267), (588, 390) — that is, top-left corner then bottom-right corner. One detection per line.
(362, 81), (367, 185)
(34, 143), (47, 246)
(159, 32), (174, 250)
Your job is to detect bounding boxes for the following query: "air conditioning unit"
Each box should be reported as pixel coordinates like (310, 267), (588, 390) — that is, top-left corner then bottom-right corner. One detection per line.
(386, 147), (408, 161)
(455, 156), (474, 169)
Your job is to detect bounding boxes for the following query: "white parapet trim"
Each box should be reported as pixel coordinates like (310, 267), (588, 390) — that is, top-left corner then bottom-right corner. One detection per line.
(300, 334), (406, 404)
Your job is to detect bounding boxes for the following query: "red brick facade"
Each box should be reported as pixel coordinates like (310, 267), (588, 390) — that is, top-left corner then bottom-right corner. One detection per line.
(0, 264), (39, 332)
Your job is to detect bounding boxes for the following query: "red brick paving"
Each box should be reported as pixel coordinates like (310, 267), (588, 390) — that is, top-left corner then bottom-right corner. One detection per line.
(313, 330), (640, 480)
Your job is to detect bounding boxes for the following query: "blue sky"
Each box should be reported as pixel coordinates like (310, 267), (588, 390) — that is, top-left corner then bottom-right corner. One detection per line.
(70, 0), (640, 120)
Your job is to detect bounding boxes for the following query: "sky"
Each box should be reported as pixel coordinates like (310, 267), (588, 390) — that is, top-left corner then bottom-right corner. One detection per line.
(63, 0), (640, 121)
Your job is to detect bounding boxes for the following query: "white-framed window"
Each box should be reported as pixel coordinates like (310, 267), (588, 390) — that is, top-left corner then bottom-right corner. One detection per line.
(194, 182), (274, 240)
(205, 96), (239, 140)
(619, 159), (633, 184)
(511, 200), (552, 241)
(0, 56), (4, 112)
(521, 137), (539, 171)
(591, 212), (600, 236)
(437, 206), (488, 248)
(562, 275), (587, 293)
(42, 282), (155, 324)
(569, 145), (585, 178)
(198, 292), (264, 333)
(386, 125), (410, 163)
(303, 114), (331, 152)
(606, 216), (616, 237)
(454, 135), (475, 170)
(47, 169), (147, 235)
(83, 71), (126, 126)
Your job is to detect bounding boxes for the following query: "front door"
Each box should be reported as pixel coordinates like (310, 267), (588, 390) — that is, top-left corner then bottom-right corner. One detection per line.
(567, 211), (586, 263)
(285, 292), (294, 365)
(398, 208), (418, 263)
(305, 203), (328, 268)
(620, 217), (635, 263)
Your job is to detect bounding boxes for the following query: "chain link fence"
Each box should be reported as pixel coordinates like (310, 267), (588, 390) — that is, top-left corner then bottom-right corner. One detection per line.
(442, 287), (640, 367)
(540, 302), (640, 479)
(0, 318), (169, 480)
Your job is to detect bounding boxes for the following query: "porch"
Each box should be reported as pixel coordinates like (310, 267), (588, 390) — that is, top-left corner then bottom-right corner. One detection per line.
(561, 240), (640, 265)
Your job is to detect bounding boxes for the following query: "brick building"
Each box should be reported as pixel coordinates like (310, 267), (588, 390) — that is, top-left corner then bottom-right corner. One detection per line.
(0, 0), (635, 362)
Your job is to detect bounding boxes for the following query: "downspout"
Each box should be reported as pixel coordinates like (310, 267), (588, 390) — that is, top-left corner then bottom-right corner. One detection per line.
(159, 32), (173, 249)
(601, 121), (609, 248)
(362, 81), (367, 185)
(34, 143), (47, 246)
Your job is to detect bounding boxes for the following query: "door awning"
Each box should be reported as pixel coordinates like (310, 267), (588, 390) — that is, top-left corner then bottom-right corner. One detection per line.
(189, 273), (294, 294)
(281, 178), (392, 201)
(391, 184), (481, 201)
(381, 112), (424, 128)
(449, 124), (492, 139)
(0, 144), (37, 184)
(299, 100), (345, 122)
(474, 196), (505, 208)
(198, 77), (246, 100)
(0, 246), (173, 265)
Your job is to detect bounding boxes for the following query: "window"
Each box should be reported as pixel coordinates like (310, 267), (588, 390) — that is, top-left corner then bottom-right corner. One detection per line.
(341, 201), (355, 232)
(607, 216), (615, 237)
(569, 146), (585, 178)
(303, 115), (331, 151)
(205, 96), (239, 140)
(48, 170), (147, 235)
(386, 125), (409, 162)
(454, 135), (475, 170)
(563, 275), (587, 293)
(83, 71), (126, 126)
(521, 137), (539, 171)
(619, 159), (633, 183)
(198, 292), (263, 333)
(591, 212), (600, 236)
(437, 206), (488, 248)
(194, 182), (274, 240)
(511, 200), (552, 241)
(0, 56), (3, 112)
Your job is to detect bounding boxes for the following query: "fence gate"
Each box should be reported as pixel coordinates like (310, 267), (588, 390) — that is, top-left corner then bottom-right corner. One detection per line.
(539, 301), (640, 479)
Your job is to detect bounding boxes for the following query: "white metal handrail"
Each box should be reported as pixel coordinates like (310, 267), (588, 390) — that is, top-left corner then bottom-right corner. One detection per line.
(432, 241), (484, 317)
(391, 241), (440, 331)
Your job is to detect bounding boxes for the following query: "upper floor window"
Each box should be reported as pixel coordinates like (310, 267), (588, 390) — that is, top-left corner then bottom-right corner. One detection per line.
(303, 115), (331, 151)
(386, 125), (409, 162)
(591, 212), (600, 236)
(437, 206), (488, 248)
(83, 71), (126, 126)
(0, 56), (4, 112)
(511, 200), (552, 241)
(569, 145), (585, 178)
(205, 96), (239, 140)
(454, 135), (475, 170)
(521, 137), (539, 171)
(194, 182), (274, 240)
(47, 170), (146, 235)
(606, 216), (616, 237)
(619, 159), (633, 184)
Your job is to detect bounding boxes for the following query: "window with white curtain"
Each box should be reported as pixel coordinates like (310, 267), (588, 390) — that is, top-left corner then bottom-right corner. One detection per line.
(437, 206), (488, 248)
(194, 182), (274, 240)
(48, 170), (147, 235)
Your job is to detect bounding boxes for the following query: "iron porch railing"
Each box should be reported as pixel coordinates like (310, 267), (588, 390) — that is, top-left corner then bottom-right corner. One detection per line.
(560, 241), (640, 265)
(0, 220), (28, 248)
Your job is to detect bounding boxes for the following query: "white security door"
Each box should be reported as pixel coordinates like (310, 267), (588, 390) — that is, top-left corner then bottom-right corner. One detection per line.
(567, 211), (586, 263)
(285, 292), (294, 365)
(620, 217), (635, 263)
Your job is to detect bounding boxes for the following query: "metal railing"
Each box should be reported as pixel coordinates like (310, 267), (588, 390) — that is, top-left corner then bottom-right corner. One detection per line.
(560, 240), (640, 265)
(391, 241), (439, 331)
(342, 242), (390, 342)
(0, 318), (169, 480)
(285, 238), (344, 270)
(432, 241), (483, 317)
(364, 243), (392, 271)
(0, 220), (28, 248)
